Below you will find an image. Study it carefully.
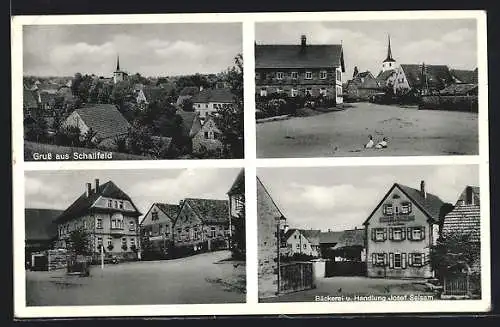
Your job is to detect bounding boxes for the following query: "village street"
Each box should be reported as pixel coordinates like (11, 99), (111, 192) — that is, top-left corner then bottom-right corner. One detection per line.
(261, 276), (435, 303)
(26, 250), (245, 306)
(256, 102), (478, 158)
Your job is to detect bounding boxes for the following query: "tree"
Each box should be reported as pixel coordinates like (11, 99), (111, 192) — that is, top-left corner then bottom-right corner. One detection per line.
(127, 124), (155, 156)
(214, 53), (244, 159)
(353, 66), (359, 78)
(181, 98), (194, 112)
(67, 228), (92, 256)
(25, 116), (48, 142)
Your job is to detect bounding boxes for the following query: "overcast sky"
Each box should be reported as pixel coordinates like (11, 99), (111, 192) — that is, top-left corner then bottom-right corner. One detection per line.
(23, 23), (242, 77)
(256, 19), (477, 81)
(258, 165), (479, 232)
(25, 168), (242, 221)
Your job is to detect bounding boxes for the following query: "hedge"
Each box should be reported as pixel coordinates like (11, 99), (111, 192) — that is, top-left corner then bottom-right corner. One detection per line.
(419, 95), (478, 112)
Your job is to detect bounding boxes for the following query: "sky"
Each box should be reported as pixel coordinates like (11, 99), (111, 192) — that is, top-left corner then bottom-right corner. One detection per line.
(255, 19), (477, 81)
(23, 23), (242, 77)
(258, 165), (479, 232)
(25, 168), (242, 221)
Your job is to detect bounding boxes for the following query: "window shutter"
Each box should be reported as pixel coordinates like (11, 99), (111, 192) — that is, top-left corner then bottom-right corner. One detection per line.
(383, 253), (388, 266)
(422, 253), (426, 266)
(389, 228), (393, 240)
(371, 228), (375, 241)
(421, 226), (426, 240)
(383, 228), (387, 241)
(389, 253), (394, 269)
(372, 253), (376, 265)
(401, 228), (406, 240)
(402, 253), (407, 269)
(407, 227), (412, 240)
(408, 253), (413, 267)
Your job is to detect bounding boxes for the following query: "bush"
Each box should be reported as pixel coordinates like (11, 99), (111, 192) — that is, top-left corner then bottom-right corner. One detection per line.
(420, 95), (478, 112)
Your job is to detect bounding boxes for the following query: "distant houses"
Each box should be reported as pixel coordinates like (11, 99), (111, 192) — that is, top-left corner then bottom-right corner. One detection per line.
(191, 88), (234, 120)
(192, 115), (224, 156)
(255, 34), (346, 104)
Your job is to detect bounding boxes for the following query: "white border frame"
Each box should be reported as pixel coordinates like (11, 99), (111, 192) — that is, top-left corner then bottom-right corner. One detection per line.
(12, 10), (490, 317)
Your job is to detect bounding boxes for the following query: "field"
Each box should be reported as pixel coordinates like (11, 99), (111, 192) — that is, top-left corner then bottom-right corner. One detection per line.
(256, 103), (479, 158)
(23, 141), (150, 161)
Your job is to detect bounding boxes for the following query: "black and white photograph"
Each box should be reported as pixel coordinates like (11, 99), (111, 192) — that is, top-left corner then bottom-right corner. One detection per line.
(255, 19), (479, 158)
(257, 165), (483, 302)
(24, 168), (246, 305)
(22, 23), (244, 161)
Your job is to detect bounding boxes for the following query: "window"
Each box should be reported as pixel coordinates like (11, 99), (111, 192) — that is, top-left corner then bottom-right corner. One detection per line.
(205, 104), (208, 109)
(210, 226), (216, 238)
(152, 211), (158, 221)
(204, 132), (209, 139)
(320, 71), (327, 79)
(383, 203), (394, 215)
(107, 238), (112, 247)
(291, 72), (298, 79)
(410, 253), (424, 267)
(305, 88), (312, 96)
(291, 88), (298, 97)
(97, 237), (103, 247)
(305, 71), (312, 80)
(372, 253), (386, 266)
(159, 225), (163, 235)
(255, 72), (260, 80)
(122, 238), (127, 247)
(409, 227), (425, 241)
(294, 235), (297, 239)
(96, 218), (103, 229)
(394, 253), (402, 268)
(276, 72), (284, 80)
(296, 244), (300, 249)
(260, 88), (267, 97)
(108, 200), (112, 208)
(401, 202), (412, 214)
(336, 69), (341, 82)
(130, 238), (135, 247)
(119, 201), (124, 209)
(111, 218), (123, 229)
(320, 88), (327, 96)
(372, 228), (386, 242)
(303, 244), (307, 249)
(129, 221), (135, 231)
(390, 227), (406, 241)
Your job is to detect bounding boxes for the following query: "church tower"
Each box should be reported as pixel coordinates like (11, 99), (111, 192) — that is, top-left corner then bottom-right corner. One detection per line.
(382, 34), (397, 72)
(113, 55), (126, 84)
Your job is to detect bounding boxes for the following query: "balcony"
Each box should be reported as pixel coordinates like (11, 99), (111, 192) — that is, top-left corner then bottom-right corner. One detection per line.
(109, 227), (126, 236)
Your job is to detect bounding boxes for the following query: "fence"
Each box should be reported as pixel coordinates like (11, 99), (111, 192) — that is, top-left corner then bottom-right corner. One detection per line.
(442, 273), (469, 298)
(419, 95), (478, 112)
(279, 262), (315, 294)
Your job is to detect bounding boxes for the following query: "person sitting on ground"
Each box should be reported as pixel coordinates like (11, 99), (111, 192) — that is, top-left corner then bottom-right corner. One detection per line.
(375, 137), (388, 149)
(364, 135), (374, 149)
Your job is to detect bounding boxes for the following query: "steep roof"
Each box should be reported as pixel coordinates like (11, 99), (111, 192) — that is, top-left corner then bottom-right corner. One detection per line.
(284, 228), (299, 240)
(156, 203), (180, 219)
(335, 229), (365, 248)
(25, 208), (63, 241)
(73, 104), (130, 140)
(55, 181), (141, 224)
(177, 110), (202, 138)
(301, 229), (321, 246)
(255, 43), (345, 70)
(376, 69), (396, 83)
(227, 169), (245, 196)
(23, 89), (39, 108)
(455, 186), (480, 206)
(184, 198), (229, 224)
(442, 205), (480, 243)
(191, 88), (234, 103)
(400, 64), (454, 89)
(256, 176), (286, 220)
(143, 86), (166, 103)
(439, 83), (478, 95)
(319, 231), (343, 244)
(450, 69), (478, 84)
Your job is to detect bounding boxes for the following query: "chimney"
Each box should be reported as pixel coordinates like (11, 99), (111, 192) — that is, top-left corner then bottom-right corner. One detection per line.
(420, 180), (426, 199)
(86, 183), (92, 197)
(179, 199), (184, 207)
(95, 179), (100, 193)
(301, 35), (307, 48)
(465, 186), (473, 205)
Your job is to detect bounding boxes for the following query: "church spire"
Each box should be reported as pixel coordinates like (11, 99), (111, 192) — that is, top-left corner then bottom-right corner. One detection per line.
(384, 34), (396, 63)
(116, 55), (120, 71)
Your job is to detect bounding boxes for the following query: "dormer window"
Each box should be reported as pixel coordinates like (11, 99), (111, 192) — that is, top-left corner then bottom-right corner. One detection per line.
(291, 72), (298, 79)
(119, 201), (124, 209)
(276, 72), (284, 80)
(320, 71), (327, 79)
(305, 71), (312, 80)
(107, 200), (112, 208)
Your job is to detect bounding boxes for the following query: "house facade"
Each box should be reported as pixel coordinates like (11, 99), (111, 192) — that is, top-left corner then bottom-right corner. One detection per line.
(140, 203), (180, 253)
(55, 179), (142, 261)
(363, 181), (444, 279)
(227, 169), (245, 252)
(173, 198), (230, 251)
(191, 88), (234, 120)
(192, 116), (224, 156)
(345, 71), (384, 101)
(255, 35), (345, 104)
(282, 229), (320, 258)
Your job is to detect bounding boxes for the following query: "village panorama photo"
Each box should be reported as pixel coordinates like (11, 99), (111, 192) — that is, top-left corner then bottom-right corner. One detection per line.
(257, 165), (483, 303)
(22, 23), (244, 161)
(255, 19), (479, 158)
(24, 168), (246, 306)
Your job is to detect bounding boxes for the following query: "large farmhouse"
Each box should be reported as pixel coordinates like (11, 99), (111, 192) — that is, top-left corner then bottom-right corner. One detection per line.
(255, 35), (346, 104)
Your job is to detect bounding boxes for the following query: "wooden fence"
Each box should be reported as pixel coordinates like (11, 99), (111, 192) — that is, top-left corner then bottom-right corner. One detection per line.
(442, 273), (470, 298)
(279, 262), (315, 294)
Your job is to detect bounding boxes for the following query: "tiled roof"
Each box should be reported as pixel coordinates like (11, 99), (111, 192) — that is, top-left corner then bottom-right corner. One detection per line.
(179, 86), (200, 96)
(450, 69), (478, 84)
(442, 205), (480, 243)
(227, 169), (245, 195)
(400, 64), (454, 89)
(301, 229), (321, 246)
(177, 110), (202, 138)
(257, 176), (286, 221)
(39, 92), (57, 105)
(184, 198), (229, 224)
(25, 208), (63, 241)
(284, 228), (298, 240)
(143, 86), (167, 103)
(255, 44), (344, 69)
(376, 69), (396, 83)
(55, 181), (141, 224)
(319, 231), (343, 244)
(397, 183), (445, 222)
(439, 83), (478, 95)
(334, 229), (365, 248)
(156, 203), (180, 220)
(74, 104), (130, 140)
(191, 88), (234, 103)
(23, 89), (39, 108)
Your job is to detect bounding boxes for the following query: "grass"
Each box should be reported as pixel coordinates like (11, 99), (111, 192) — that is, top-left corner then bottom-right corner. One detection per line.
(24, 141), (151, 161)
